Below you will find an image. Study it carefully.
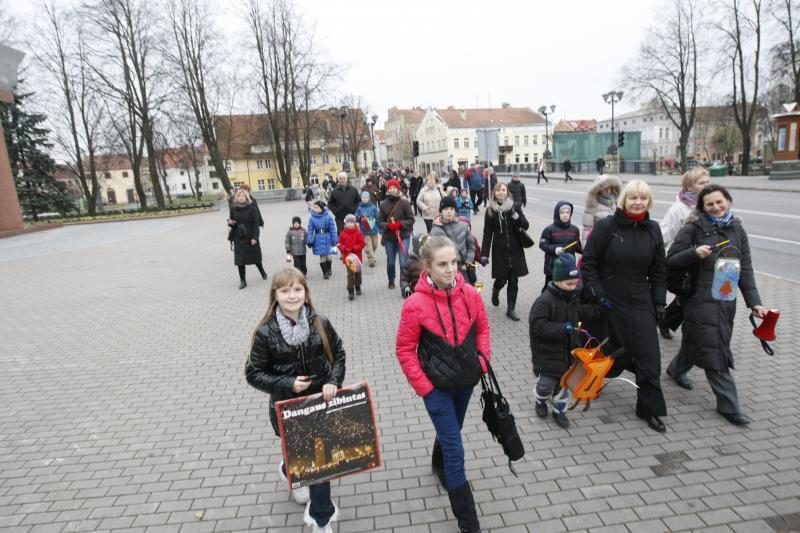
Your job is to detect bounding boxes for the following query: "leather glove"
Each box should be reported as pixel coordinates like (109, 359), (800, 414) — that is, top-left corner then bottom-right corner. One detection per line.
(387, 221), (401, 232)
(480, 256), (489, 267)
(402, 286), (412, 298)
(555, 247), (564, 256)
(564, 321), (574, 334)
(655, 304), (666, 322)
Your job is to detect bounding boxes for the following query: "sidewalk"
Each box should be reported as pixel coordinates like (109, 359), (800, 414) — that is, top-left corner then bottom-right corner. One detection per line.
(0, 201), (798, 532)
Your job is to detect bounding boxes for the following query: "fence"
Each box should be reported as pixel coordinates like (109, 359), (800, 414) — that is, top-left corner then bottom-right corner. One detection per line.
(494, 160), (656, 175)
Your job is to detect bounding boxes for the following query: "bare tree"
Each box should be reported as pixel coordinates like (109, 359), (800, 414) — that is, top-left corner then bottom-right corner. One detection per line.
(88, 0), (166, 209)
(769, 0), (800, 104)
(165, 0), (233, 193)
(622, 0), (700, 171)
(36, 1), (103, 215)
(0, 0), (17, 45)
(716, 0), (762, 175)
(340, 95), (371, 176)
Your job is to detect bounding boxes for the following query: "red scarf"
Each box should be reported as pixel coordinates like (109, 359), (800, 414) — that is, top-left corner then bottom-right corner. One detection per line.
(623, 209), (647, 222)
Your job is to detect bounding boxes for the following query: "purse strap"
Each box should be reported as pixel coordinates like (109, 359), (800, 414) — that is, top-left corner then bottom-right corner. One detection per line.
(480, 363), (504, 397)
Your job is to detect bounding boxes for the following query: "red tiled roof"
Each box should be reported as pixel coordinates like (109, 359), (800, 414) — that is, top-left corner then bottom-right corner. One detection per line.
(434, 108), (545, 128)
(554, 119), (598, 133)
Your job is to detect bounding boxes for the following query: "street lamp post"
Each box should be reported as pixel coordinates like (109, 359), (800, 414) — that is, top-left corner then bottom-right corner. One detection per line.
(538, 105), (556, 160)
(369, 114), (378, 168)
(602, 91), (624, 155)
(336, 106), (348, 173)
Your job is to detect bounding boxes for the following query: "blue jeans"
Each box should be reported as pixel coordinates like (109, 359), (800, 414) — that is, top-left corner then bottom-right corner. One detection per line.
(281, 463), (334, 526)
(423, 388), (473, 490)
(384, 236), (410, 282)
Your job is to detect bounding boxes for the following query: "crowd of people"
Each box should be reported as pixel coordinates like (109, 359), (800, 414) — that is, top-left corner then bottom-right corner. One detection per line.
(237, 165), (767, 533)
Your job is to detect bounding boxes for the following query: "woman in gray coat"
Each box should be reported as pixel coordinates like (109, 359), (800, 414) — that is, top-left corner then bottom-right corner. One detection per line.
(666, 184), (766, 426)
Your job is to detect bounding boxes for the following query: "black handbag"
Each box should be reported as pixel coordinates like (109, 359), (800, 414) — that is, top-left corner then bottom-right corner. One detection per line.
(480, 364), (525, 475)
(516, 226), (535, 248)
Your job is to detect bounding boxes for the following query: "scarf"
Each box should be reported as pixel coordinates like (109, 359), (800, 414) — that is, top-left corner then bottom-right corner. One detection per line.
(276, 306), (310, 346)
(678, 190), (697, 209)
(704, 209), (734, 228)
(488, 196), (514, 217)
(598, 193), (616, 206)
(623, 209), (647, 222)
(426, 274), (456, 291)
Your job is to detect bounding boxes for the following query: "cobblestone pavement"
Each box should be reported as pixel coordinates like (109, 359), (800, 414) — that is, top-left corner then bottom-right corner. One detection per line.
(1, 198), (798, 533)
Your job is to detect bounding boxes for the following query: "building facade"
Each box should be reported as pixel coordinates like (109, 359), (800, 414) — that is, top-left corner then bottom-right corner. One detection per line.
(384, 107), (426, 168)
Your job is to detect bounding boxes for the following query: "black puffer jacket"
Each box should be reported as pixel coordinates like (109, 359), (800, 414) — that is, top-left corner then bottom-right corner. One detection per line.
(529, 283), (602, 377)
(539, 201), (582, 276)
(245, 307), (346, 434)
(507, 179), (527, 207)
(667, 214), (761, 372)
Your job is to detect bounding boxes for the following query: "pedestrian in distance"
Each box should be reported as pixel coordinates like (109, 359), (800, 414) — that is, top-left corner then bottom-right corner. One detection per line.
(446, 168), (462, 192)
(285, 216), (308, 276)
(228, 189), (268, 289)
(665, 184), (766, 426)
(416, 172), (444, 233)
(529, 254), (602, 428)
(507, 172), (527, 208)
(466, 164), (484, 214)
(337, 214), (365, 301)
(378, 179), (415, 290)
(431, 196), (476, 285)
(409, 171), (424, 216)
(395, 236), (490, 533)
(306, 200), (338, 280)
(595, 155), (606, 175)
(537, 158), (549, 184)
(657, 168), (711, 339)
(327, 172), (361, 234)
(245, 267), (346, 533)
(355, 191), (380, 268)
(581, 174), (623, 241)
(580, 180), (668, 433)
(564, 158), (573, 182)
(539, 201), (582, 292)
(481, 182), (530, 321)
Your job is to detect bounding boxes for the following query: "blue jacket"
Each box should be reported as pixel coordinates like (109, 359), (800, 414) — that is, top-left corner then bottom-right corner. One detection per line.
(307, 209), (338, 256)
(355, 202), (380, 236)
(467, 170), (484, 191)
(456, 196), (473, 220)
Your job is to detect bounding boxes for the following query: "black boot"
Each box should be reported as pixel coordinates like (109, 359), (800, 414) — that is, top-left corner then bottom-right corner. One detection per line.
(431, 441), (446, 488)
(348, 288), (355, 301)
(320, 262), (327, 278)
(506, 285), (520, 321)
(447, 483), (481, 533)
(491, 287), (500, 307)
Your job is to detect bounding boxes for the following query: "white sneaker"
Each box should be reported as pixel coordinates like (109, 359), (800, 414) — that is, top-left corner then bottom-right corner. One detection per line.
(304, 500), (338, 533)
(278, 461), (310, 504)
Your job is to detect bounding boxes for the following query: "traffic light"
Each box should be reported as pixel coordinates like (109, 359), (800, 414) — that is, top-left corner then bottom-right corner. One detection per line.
(412, 140), (420, 157)
(618, 131), (625, 148)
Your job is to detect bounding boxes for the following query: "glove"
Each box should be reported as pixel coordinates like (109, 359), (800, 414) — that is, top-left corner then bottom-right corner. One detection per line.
(388, 221), (401, 232)
(555, 247), (564, 256)
(480, 256), (489, 267)
(402, 286), (412, 298)
(511, 210), (520, 220)
(599, 297), (613, 311)
(655, 304), (666, 322)
(307, 242), (313, 248)
(564, 321), (574, 333)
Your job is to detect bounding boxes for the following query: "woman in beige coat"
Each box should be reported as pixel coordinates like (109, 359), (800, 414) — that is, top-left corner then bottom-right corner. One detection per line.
(416, 172), (444, 233)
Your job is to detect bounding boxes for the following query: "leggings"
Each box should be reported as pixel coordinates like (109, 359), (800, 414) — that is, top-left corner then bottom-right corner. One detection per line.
(238, 263), (266, 281)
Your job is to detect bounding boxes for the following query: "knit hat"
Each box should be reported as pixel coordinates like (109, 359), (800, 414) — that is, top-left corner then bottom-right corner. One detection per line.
(314, 200), (326, 210)
(344, 214), (356, 224)
(386, 178), (401, 190)
(292, 216), (301, 225)
(552, 254), (580, 282)
(439, 195), (457, 212)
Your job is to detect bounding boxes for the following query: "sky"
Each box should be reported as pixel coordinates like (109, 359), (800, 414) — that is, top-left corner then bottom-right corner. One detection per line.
(5, 0), (664, 127)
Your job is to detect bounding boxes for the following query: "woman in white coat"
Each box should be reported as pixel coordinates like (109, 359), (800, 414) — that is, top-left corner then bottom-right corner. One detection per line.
(416, 172), (444, 233)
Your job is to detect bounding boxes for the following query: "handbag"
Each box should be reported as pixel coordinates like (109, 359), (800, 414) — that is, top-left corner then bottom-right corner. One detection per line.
(516, 226), (535, 248)
(480, 364), (525, 475)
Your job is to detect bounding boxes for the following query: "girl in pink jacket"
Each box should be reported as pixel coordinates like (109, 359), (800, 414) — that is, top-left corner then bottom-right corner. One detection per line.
(395, 235), (490, 533)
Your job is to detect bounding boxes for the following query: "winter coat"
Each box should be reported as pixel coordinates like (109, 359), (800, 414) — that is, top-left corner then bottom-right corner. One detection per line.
(445, 174), (462, 192)
(396, 272), (490, 397)
(582, 174), (623, 237)
(306, 209), (338, 256)
(245, 307), (346, 435)
(507, 179), (527, 207)
(338, 226), (366, 264)
(456, 196), (473, 219)
(481, 199), (530, 279)
(378, 196), (415, 243)
(327, 184), (361, 222)
(430, 216), (476, 266)
(400, 254), (423, 295)
(355, 201), (380, 236)
(467, 169), (484, 191)
(285, 227), (307, 256)
(659, 196), (694, 249)
(667, 214), (761, 372)
(539, 201), (583, 276)
(230, 202), (262, 266)
(580, 209), (667, 375)
(529, 283), (602, 378)
(416, 185), (444, 220)
(564, 160), (572, 172)
(410, 176), (424, 198)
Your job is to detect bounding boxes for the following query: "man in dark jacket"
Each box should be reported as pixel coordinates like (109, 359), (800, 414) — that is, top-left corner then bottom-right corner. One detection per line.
(564, 159), (573, 182)
(327, 172), (361, 233)
(595, 156), (605, 175)
(507, 173), (527, 207)
(539, 201), (582, 291)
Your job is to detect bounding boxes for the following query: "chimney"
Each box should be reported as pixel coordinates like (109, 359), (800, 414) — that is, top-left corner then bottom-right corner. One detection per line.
(501, 102), (511, 109)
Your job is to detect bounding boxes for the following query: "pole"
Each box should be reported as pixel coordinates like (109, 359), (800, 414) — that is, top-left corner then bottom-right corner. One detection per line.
(370, 122), (376, 164)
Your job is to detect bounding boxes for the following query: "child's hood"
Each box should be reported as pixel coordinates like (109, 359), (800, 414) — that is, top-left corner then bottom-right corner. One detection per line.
(552, 200), (574, 226)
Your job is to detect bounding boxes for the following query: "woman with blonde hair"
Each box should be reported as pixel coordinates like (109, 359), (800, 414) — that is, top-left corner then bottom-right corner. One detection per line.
(227, 188), (267, 289)
(581, 180), (669, 433)
(245, 267), (346, 533)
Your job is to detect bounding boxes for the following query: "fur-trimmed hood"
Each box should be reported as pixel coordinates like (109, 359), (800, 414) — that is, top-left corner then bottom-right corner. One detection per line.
(585, 174), (623, 209)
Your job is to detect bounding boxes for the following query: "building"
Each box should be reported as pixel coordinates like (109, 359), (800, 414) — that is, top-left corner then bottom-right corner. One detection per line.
(384, 107), (426, 168)
(158, 145), (220, 199)
(214, 112), (375, 190)
(414, 107), (547, 176)
(554, 119), (598, 133)
(374, 129), (387, 168)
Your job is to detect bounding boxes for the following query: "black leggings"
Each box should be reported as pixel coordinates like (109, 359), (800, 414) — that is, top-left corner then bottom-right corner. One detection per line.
(238, 263), (266, 281)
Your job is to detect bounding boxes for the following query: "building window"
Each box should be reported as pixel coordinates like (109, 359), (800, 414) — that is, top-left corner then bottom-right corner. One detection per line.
(212, 182), (219, 190)
(504, 136), (509, 146)
(454, 138), (459, 149)
(659, 128), (663, 139)
(181, 183), (187, 190)
(335, 154), (342, 163)
(311, 155), (317, 164)
(225, 160), (232, 171)
(258, 179), (265, 191)
(533, 135), (538, 145)
(266, 160), (272, 169)
(474, 137), (477, 148)
(514, 136), (519, 146)
(179, 170), (184, 176)
(310, 175), (320, 185)
(267, 179), (276, 190)
(256, 159), (264, 169)
(209, 170), (217, 178)
(235, 181), (245, 188)
(524, 135), (529, 146)
(665, 129), (670, 140)
(534, 153), (539, 163)
(363, 152), (367, 163)
(524, 153), (529, 163)
(104, 171), (111, 179)
(464, 138), (469, 148)
(515, 154), (520, 163)
(121, 171), (128, 178)
(322, 153), (329, 164)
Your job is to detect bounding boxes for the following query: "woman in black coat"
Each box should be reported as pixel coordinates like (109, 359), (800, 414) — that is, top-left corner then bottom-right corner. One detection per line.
(228, 189), (267, 289)
(666, 184), (765, 426)
(480, 182), (530, 321)
(245, 267), (346, 529)
(581, 180), (669, 433)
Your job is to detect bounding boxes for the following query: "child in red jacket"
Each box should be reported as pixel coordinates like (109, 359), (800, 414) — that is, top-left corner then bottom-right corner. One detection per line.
(338, 214), (366, 300)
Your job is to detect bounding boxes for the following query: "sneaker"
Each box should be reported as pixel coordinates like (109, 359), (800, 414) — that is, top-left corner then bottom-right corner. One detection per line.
(278, 462), (309, 504)
(304, 500), (338, 533)
(535, 401), (548, 418)
(552, 411), (570, 428)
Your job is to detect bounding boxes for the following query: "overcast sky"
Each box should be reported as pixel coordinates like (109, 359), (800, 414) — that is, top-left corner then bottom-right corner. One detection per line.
(6, 0), (664, 127)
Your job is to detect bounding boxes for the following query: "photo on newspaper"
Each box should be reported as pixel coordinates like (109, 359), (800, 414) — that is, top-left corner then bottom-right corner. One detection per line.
(276, 381), (381, 488)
